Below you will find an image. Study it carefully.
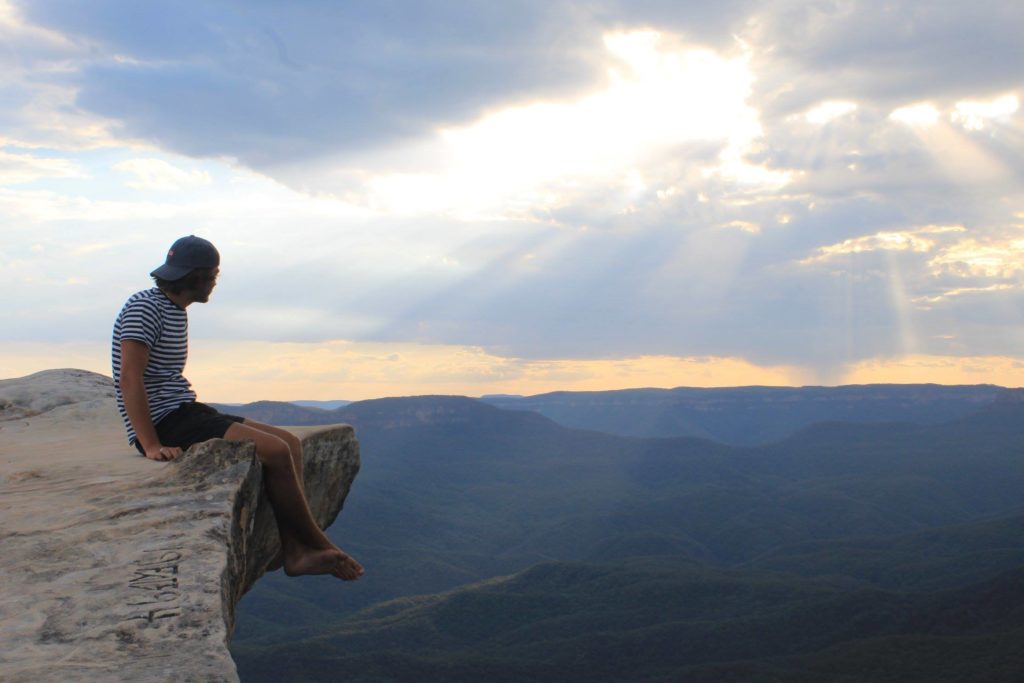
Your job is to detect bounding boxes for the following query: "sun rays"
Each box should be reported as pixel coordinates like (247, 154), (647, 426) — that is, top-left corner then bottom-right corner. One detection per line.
(361, 30), (763, 219)
(4, 7), (1024, 395)
(789, 89), (1024, 376)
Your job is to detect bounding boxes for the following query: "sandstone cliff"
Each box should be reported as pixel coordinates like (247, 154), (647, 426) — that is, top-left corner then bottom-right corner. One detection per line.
(0, 369), (360, 682)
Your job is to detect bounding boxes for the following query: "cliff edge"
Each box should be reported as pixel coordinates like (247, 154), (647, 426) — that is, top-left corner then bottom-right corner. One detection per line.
(0, 369), (360, 682)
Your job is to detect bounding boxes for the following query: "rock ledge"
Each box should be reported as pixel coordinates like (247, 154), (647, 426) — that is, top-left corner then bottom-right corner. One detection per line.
(0, 371), (359, 682)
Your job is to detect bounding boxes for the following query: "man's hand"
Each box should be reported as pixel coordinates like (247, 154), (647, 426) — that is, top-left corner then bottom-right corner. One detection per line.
(143, 444), (183, 461)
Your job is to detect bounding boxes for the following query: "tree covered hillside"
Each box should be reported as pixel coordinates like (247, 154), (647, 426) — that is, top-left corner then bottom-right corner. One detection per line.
(230, 390), (1024, 681)
(234, 561), (1024, 683)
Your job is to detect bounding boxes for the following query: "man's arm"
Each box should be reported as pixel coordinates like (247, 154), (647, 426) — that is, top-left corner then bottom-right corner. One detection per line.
(120, 340), (182, 461)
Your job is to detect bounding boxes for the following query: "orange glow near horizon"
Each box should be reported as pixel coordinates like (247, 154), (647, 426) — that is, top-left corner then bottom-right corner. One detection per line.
(3, 341), (1023, 401)
(841, 354), (1024, 386)
(181, 341), (813, 400)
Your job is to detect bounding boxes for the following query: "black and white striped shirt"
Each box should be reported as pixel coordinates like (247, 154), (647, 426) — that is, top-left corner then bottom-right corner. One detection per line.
(112, 288), (196, 446)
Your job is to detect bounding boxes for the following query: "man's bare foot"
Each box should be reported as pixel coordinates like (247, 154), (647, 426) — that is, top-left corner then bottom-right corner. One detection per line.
(283, 545), (364, 581)
(283, 546), (345, 577)
(333, 552), (365, 581)
(314, 540), (365, 581)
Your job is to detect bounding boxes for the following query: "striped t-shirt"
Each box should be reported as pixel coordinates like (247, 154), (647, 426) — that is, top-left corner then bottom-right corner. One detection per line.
(112, 288), (196, 446)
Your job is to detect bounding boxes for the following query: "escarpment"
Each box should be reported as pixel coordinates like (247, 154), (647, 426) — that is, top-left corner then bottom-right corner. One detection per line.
(0, 370), (359, 682)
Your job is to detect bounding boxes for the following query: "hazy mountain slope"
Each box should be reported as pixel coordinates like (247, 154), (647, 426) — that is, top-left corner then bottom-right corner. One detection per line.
(211, 400), (334, 425)
(232, 393), (1024, 654)
(292, 399), (350, 410)
(744, 514), (1024, 592)
(235, 397), (744, 631)
(481, 384), (1004, 445)
(233, 561), (1024, 683)
(216, 384), (1005, 446)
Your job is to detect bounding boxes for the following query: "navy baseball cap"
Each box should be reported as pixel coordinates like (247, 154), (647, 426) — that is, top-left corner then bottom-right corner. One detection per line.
(150, 235), (220, 281)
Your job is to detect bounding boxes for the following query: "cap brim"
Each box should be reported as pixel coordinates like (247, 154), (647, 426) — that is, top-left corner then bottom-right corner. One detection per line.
(150, 263), (194, 280)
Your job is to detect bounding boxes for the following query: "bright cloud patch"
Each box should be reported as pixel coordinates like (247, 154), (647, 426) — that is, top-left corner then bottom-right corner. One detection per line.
(804, 100), (857, 125)
(889, 94), (1020, 134)
(913, 284), (1016, 305)
(801, 225), (965, 264)
(951, 94), (1019, 131)
(361, 30), (768, 217)
(113, 158), (212, 191)
(0, 150), (82, 184)
(889, 103), (941, 127)
(928, 238), (1024, 279)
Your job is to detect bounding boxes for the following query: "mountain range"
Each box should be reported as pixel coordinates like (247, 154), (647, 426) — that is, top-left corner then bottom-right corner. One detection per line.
(226, 385), (1024, 682)
(215, 383), (1004, 445)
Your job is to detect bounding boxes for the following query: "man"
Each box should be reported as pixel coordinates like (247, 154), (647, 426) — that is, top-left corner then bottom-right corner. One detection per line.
(112, 235), (363, 581)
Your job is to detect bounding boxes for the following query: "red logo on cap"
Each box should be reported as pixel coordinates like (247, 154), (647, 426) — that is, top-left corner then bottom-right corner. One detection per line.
(168, 250), (175, 256)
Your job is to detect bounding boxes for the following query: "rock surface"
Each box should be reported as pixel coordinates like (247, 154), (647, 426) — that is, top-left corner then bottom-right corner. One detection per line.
(0, 369), (360, 682)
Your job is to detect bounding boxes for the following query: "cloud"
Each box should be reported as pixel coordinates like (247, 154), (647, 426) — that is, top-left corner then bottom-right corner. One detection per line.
(301, 30), (765, 220)
(0, 150), (82, 184)
(927, 236), (1024, 281)
(0, 2), (121, 150)
(890, 103), (941, 127)
(803, 100), (858, 125)
(800, 225), (965, 264)
(745, 1), (1024, 117)
(3, 0), (1024, 389)
(0, 186), (184, 224)
(113, 158), (211, 190)
(9, 1), (1024, 167)
(5, 1), (763, 169)
(951, 94), (1019, 132)
(15, 0), (613, 168)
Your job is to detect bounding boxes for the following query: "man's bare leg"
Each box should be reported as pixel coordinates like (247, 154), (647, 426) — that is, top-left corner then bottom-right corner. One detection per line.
(240, 420), (304, 571)
(224, 422), (364, 580)
(241, 419), (305, 493)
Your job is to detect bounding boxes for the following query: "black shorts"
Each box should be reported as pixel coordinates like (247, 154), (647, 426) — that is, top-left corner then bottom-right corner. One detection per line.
(135, 401), (245, 455)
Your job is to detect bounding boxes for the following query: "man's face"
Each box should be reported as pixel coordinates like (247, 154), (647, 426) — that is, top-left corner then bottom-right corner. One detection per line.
(192, 267), (219, 303)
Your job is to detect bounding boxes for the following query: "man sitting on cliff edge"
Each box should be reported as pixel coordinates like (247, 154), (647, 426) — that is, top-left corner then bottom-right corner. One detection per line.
(112, 234), (364, 581)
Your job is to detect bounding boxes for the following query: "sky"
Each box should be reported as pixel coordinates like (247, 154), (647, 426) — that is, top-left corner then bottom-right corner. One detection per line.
(2, 0), (1024, 401)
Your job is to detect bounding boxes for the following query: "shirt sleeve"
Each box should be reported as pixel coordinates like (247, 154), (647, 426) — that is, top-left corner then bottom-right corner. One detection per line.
(117, 298), (162, 349)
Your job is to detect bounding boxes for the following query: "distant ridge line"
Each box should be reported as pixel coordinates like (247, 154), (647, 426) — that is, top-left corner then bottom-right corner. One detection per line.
(212, 383), (1009, 447)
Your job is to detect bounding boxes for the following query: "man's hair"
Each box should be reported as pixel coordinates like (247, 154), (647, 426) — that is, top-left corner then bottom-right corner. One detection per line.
(154, 267), (216, 294)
